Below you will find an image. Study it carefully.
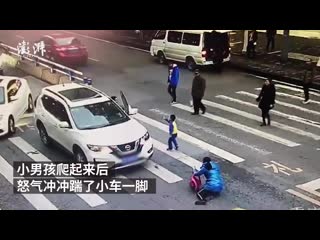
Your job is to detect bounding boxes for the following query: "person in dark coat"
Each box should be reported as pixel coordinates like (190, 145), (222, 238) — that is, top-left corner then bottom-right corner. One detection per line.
(266, 30), (277, 52)
(167, 63), (179, 104)
(247, 30), (258, 59)
(191, 69), (206, 115)
(256, 78), (276, 126)
(302, 60), (315, 104)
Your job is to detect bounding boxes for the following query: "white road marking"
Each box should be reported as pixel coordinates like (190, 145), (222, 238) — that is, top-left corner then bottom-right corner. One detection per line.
(248, 74), (268, 80)
(60, 30), (149, 53)
(0, 154), (58, 210)
(254, 88), (320, 116)
(16, 35), (24, 39)
(231, 93), (320, 128)
(153, 139), (202, 170)
(149, 108), (271, 155)
(267, 50), (281, 55)
(173, 103), (300, 147)
(144, 160), (183, 184)
(202, 99), (320, 140)
(89, 57), (99, 62)
(317, 148), (320, 151)
(286, 189), (320, 207)
(9, 137), (107, 208)
(297, 178), (320, 199)
(17, 127), (24, 133)
(270, 85), (320, 97)
(275, 92), (320, 105)
(134, 113), (245, 164)
(273, 80), (320, 94)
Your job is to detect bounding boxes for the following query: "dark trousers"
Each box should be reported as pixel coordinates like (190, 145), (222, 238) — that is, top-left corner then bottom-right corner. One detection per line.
(303, 83), (310, 101)
(197, 188), (220, 201)
(192, 96), (206, 114)
(266, 37), (275, 51)
(168, 134), (178, 150)
(247, 42), (256, 58)
(168, 84), (176, 102)
(261, 108), (271, 125)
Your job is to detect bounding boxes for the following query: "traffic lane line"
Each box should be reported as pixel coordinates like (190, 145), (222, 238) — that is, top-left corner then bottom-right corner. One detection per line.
(286, 189), (320, 207)
(60, 30), (150, 53)
(9, 137), (107, 208)
(16, 35), (24, 39)
(296, 178), (320, 198)
(202, 99), (320, 141)
(173, 103), (300, 147)
(0, 154), (58, 210)
(88, 57), (99, 62)
(134, 113), (245, 164)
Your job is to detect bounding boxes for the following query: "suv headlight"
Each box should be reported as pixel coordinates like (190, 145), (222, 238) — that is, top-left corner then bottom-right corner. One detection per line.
(143, 131), (150, 141)
(87, 145), (111, 153)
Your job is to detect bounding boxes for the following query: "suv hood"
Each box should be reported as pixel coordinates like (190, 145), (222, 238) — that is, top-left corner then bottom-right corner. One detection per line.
(80, 118), (147, 146)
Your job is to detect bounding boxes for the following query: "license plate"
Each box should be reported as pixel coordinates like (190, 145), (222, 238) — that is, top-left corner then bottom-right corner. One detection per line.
(122, 155), (138, 164)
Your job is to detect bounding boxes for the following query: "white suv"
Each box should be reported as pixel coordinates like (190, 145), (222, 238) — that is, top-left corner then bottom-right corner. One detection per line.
(34, 83), (153, 169)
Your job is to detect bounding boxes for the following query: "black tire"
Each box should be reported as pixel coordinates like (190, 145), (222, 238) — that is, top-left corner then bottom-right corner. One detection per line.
(157, 51), (166, 64)
(73, 146), (88, 163)
(8, 116), (16, 136)
(38, 123), (51, 146)
(186, 57), (196, 71)
(27, 94), (34, 113)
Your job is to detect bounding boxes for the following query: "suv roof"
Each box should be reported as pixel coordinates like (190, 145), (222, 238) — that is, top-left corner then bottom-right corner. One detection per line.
(42, 83), (111, 107)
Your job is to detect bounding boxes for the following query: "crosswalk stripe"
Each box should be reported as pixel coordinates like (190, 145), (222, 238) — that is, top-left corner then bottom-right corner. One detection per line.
(286, 189), (320, 207)
(218, 95), (320, 129)
(254, 88), (320, 116)
(9, 137), (107, 208)
(257, 85), (320, 97)
(202, 99), (320, 140)
(233, 207), (246, 210)
(275, 92), (320, 105)
(153, 139), (202, 170)
(173, 103), (300, 147)
(0, 154), (58, 210)
(296, 178), (320, 198)
(144, 160), (183, 183)
(134, 114), (245, 163)
(272, 80), (320, 94)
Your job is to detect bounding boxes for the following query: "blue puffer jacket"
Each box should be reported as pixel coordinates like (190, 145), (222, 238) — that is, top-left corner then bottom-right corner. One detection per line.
(194, 161), (224, 193)
(170, 66), (179, 87)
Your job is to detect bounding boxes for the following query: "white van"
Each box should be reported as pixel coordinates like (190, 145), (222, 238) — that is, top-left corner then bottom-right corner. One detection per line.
(150, 30), (232, 70)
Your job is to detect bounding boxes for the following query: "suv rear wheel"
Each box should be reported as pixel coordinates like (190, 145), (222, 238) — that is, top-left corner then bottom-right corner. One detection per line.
(37, 122), (51, 146)
(186, 57), (196, 71)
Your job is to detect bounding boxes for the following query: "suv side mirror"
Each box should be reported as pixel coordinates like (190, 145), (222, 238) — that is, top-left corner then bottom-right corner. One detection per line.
(9, 96), (18, 102)
(58, 121), (70, 129)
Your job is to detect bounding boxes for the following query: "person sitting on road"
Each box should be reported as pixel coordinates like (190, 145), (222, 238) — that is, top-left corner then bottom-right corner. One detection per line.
(194, 157), (224, 205)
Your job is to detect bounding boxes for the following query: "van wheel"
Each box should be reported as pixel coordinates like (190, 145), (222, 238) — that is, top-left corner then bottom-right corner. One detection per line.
(8, 116), (16, 135)
(157, 51), (166, 64)
(186, 57), (196, 71)
(27, 94), (34, 113)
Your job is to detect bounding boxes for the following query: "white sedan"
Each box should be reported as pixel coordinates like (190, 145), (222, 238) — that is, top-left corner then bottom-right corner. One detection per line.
(0, 76), (33, 136)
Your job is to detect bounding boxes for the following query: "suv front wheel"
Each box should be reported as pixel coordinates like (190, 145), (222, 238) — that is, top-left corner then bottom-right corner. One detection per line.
(73, 146), (88, 163)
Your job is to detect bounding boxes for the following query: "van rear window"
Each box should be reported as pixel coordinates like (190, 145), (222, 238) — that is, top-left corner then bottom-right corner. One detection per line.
(182, 33), (200, 46)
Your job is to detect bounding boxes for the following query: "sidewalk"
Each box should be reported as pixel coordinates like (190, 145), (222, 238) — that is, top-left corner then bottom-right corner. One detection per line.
(229, 31), (320, 89)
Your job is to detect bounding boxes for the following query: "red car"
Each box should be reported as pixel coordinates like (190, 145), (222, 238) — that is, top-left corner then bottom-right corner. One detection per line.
(36, 33), (88, 66)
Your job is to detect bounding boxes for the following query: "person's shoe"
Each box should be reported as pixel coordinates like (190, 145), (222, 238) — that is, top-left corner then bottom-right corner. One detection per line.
(260, 123), (266, 127)
(175, 146), (179, 151)
(195, 200), (207, 205)
(191, 113), (199, 115)
(171, 101), (177, 105)
(302, 100), (311, 104)
(167, 148), (172, 151)
(202, 108), (206, 114)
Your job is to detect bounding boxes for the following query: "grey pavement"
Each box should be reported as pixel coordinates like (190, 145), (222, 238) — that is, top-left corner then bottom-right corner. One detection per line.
(0, 30), (319, 210)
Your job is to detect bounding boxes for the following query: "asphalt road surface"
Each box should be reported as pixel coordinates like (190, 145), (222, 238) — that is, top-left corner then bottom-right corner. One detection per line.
(0, 30), (319, 210)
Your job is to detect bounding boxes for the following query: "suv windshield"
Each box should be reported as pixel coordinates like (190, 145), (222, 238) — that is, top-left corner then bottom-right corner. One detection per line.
(70, 100), (130, 130)
(0, 87), (5, 104)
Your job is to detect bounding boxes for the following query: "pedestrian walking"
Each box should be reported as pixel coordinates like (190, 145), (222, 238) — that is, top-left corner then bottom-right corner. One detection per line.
(247, 30), (258, 59)
(256, 78), (276, 126)
(167, 63), (179, 104)
(191, 69), (206, 115)
(302, 60), (315, 104)
(164, 114), (179, 151)
(266, 30), (276, 52)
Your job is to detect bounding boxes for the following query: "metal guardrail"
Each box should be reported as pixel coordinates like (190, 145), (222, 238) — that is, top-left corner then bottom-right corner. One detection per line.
(0, 42), (88, 84)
